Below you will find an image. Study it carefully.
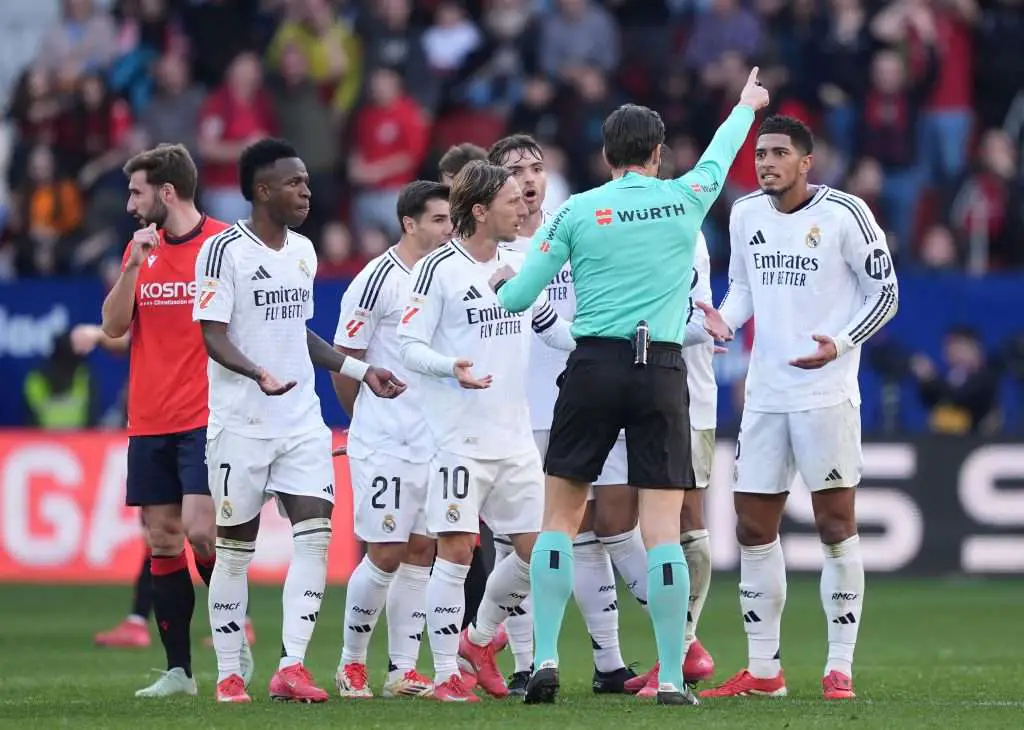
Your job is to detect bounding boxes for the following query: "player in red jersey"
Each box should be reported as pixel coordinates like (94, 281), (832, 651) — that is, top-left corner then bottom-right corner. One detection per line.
(99, 144), (252, 697)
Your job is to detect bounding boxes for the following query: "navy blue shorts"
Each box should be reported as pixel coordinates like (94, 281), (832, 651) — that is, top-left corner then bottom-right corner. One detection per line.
(126, 426), (210, 506)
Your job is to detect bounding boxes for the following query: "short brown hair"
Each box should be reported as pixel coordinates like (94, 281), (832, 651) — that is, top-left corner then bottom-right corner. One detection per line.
(488, 134), (543, 167)
(123, 143), (198, 201)
(438, 143), (487, 180)
(448, 161), (512, 239)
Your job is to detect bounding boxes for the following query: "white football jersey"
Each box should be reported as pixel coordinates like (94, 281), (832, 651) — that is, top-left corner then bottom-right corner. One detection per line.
(334, 247), (433, 463)
(193, 222), (324, 438)
(719, 186), (899, 413)
(683, 233), (717, 430)
(397, 239), (574, 460)
(505, 211), (576, 430)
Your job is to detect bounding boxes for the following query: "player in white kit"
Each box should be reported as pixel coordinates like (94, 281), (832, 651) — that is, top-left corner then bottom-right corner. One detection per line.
(194, 139), (404, 704)
(627, 227), (719, 697)
(398, 162), (575, 702)
(487, 134), (638, 695)
(699, 116), (898, 701)
(332, 181), (454, 699)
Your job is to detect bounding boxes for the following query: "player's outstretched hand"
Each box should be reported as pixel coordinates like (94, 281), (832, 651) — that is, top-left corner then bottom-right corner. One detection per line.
(126, 223), (159, 268)
(789, 334), (838, 370)
(257, 368), (297, 395)
(70, 324), (103, 355)
(488, 264), (516, 293)
(694, 301), (734, 342)
(364, 366), (407, 399)
(738, 66), (770, 112)
(453, 359), (493, 389)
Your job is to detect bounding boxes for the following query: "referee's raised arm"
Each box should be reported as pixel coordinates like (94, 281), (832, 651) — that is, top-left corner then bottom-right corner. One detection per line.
(498, 68), (770, 708)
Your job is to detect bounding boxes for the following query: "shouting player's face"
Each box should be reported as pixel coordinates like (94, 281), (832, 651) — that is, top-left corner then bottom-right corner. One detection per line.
(485, 177), (529, 242)
(498, 147), (546, 216)
(126, 170), (169, 228)
(411, 198), (453, 249)
(264, 157), (312, 228)
(755, 133), (812, 197)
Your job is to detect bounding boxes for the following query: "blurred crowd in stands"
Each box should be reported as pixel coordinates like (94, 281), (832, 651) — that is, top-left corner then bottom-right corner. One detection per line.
(0, 0), (1022, 284)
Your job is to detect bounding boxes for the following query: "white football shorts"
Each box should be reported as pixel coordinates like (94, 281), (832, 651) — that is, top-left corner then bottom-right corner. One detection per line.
(206, 425), (335, 527)
(733, 401), (863, 494)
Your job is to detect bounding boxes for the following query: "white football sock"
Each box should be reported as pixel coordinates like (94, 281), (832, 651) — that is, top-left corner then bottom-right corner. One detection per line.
(386, 562), (431, 676)
(572, 532), (624, 673)
(340, 554), (395, 666)
(426, 557), (469, 684)
(495, 539), (533, 672)
(681, 529), (711, 647)
(740, 539), (787, 679)
(469, 552), (531, 646)
(280, 519), (331, 670)
(209, 537), (255, 682)
(820, 535), (864, 677)
(600, 527), (648, 607)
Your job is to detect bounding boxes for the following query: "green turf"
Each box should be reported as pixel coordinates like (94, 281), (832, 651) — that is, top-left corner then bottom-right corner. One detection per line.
(1, 577), (1021, 729)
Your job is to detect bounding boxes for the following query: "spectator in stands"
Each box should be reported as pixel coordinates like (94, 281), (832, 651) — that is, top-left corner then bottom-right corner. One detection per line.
(974, 0), (1024, 131)
(816, 0), (873, 159)
(179, 0), (262, 89)
(357, 226), (390, 259)
(11, 144), (84, 276)
(557, 67), (622, 189)
(23, 332), (98, 429)
(858, 39), (938, 253)
(455, 0), (539, 113)
(540, 0), (620, 85)
(56, 73), (133, 194)
(140, 52), (205, 159)
(684, 0), (762, 75)
(873, 0), (977, 187)
(315, 220), (364, 279)
(7, 67), (63, 158)
(37, 0), (117, 78)
(269, 44), (339, 237)
(507, 75), (556, 141)
(197, 51), (275, 223)
(266, 0), (363, 120)
(911, 325), (1000, 434)
(424, 1), (482, 75)
(349, 67), (428, 239)
(917, 223), (960, 270)
(949, 129), (1024, 270)
(357, 0), (437, 113)
(108, 0), (180, 113)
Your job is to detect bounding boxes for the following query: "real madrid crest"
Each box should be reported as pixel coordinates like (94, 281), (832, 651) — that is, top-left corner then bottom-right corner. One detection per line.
(446, 504), (460, 524)
(221, 500), (233, 520)
(805, 225), (821, 248)
(382, 514), (396, 534)
(298, 258), (311, 279)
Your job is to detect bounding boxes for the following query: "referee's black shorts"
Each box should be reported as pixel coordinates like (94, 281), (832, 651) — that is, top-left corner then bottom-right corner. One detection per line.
(544, 337), (692, 489)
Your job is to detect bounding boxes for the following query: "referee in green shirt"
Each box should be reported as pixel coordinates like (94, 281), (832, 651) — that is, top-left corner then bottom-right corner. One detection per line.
(489, 68), (770, 706)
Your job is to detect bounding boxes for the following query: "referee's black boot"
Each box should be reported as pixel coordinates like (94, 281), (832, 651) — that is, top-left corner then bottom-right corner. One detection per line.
(656, 685), (700, 706)
(524, 665), (559, 704)
(508, 668), (532, 696)
(592, 665), (638, 694)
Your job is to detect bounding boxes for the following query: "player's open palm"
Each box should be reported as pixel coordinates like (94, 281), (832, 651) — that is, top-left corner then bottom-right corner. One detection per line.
(364, 366), (406, 399)
(257, 368), (297, 396)
(789, 334), (838, 370)
(694, 301), (734, 342)
(738, 66), (770, 112)
(127, 223), (159, 267)
(453, 359), (493, 389)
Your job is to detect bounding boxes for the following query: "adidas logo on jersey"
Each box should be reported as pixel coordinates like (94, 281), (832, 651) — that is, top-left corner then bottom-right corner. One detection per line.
(825, 468), (843, 483)
(462, 285), (482, 301)
(251, 266), (272, 281)
(749, 230), (766, 246)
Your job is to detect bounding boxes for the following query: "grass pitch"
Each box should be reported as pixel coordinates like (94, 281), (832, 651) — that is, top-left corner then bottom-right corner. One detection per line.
(1, 577), (1021, 729)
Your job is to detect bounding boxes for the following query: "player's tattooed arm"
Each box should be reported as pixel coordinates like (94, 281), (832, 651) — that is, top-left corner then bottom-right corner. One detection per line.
(200, 321), (297, 395)
(307, 328), (407, 399)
